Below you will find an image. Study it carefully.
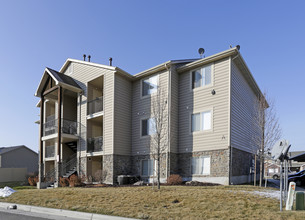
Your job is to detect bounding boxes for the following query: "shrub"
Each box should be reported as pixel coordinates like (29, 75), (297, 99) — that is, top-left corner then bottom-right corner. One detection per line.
(94, 170), (107, 183)
(59, 177), (69, 187)
(68, 174), (81, 187)
(28, 176), (38, 186)
(167, 174), (183, 185)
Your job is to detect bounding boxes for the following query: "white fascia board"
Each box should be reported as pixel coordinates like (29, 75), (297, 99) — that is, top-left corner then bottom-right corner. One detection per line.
(59, 58), (117, 73)
(177, 47), (239, 73)
(35, 68), (59, 97)
(133, 61), (172, 79)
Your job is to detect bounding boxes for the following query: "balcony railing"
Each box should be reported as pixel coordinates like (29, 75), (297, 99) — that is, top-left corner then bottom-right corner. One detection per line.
(45, 145), (55, 158)
(87, 136), (103, 153)
(43, 118), (78, 137)
(87, 96), (103, 115)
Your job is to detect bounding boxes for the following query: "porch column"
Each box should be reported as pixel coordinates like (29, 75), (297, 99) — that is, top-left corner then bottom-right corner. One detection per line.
(55, 86), (62, 187)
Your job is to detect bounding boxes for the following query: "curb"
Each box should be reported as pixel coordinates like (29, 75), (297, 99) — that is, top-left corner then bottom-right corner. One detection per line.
(0, 202), (135, 220)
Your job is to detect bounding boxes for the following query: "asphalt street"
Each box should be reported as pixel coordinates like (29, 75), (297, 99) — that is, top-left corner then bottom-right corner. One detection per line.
(0, 208), (76, 220)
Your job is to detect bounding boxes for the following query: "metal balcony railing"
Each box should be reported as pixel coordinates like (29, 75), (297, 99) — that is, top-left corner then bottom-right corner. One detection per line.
(45, 145), (55, 158)
(87, 136), (103, 153)
(43, 118), (78, 137)
(87, 96), (103, 115)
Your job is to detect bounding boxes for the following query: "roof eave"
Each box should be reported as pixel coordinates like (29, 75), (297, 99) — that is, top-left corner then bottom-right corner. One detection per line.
(176, 47), (239, 73)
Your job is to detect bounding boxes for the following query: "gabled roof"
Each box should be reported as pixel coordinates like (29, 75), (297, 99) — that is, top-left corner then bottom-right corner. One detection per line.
(35, 67), (82, 97)
(0, 145), (38, 155)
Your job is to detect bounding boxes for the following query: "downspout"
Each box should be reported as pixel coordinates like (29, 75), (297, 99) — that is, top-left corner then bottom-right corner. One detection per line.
(165, 63), (171, 180)
(229, 56), (233, 185)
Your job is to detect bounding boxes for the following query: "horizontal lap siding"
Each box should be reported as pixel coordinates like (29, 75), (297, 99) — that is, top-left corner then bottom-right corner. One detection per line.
(66, 63), (115, 155)
(114, 74), (132, 155)
(178, 58), (230, 152)
(131, 70), (169, 155)
(170, 67), (179, 153)
(231, 61), (257, 153)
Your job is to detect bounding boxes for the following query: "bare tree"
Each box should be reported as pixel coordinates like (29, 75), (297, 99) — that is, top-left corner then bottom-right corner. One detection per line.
(252, 91), (282, 187)
(149, 88), (168, 190)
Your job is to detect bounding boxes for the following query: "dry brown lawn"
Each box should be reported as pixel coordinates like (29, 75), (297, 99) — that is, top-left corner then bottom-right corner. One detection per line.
(1, 185), (304, 219)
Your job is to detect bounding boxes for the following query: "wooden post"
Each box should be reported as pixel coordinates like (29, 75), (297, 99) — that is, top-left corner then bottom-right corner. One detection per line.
(57, 86), (62, 162)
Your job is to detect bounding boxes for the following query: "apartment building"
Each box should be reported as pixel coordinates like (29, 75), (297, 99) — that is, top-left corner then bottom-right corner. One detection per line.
(35, 47), (263, 187)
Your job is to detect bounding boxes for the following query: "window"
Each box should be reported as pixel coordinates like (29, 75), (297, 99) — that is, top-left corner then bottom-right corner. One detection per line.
(191, 111), (211, 132)
(142, 118), (156, 136)
(142, 159), (154, 176)
(192, 65), (211, 89)
(142, 75), (158, 96)
(191, 157), (210, 175)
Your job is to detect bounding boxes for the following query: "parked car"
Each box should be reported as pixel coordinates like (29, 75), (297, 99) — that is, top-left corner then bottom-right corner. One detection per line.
(288, 169), (305, 178)
(272, 170), (295, 180)
(288, 173), (305, 186)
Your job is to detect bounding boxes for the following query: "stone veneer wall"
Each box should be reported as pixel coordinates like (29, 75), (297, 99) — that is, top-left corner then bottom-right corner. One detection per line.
(131, 153), (167, 182)
(113, 155), (132, 183)
(231, 147), (253, 176)
(178, 149), (230, 178)
(79, 157), (87, 177)
(103, 154), (114, 184)
(230, 147), (260, 184)
(169, 152), (179, 175)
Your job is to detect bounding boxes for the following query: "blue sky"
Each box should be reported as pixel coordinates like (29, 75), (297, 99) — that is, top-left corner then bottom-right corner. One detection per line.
(0, 1), (304, 152)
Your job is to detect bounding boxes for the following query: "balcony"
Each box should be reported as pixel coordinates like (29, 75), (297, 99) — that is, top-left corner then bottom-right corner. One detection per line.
(43, 118), (78, 137)
(45, 145), (55, 158)
(87, 136), (103, 153)
(87, 96), (103, 115)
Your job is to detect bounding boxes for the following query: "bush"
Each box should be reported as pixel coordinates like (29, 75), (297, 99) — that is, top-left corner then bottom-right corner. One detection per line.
(28, 176), (38, 186)
(59, 177), (69, 187)
(68, 174), (83, 187)
(94, 170), (107, 183)
(167, 174), (183, 185)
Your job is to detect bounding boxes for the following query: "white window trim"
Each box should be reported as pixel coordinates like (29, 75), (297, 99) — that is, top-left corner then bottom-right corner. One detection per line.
(140, 158), (156, 177)
(140, 116), (156, 138)
(189, 63), (214, 92)
(189, 108), (214, 135)
(140, 74), (159, 99)
(190, 156), (211, 176)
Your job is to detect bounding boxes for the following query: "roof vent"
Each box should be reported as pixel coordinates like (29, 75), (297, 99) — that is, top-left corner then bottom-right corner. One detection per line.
(83, 54), (86, 61)
(109, 57), (113, 66)
(88, 55), (91, 62)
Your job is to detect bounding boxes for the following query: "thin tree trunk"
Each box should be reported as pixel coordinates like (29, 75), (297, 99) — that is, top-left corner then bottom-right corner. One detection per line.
(254, 154), (257, 186)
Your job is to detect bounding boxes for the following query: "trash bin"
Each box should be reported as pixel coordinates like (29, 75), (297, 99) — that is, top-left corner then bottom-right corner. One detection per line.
(295, 192), (305, 210)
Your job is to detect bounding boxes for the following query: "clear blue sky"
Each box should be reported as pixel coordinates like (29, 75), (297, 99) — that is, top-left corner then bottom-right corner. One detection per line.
(0, 1), (304, 152)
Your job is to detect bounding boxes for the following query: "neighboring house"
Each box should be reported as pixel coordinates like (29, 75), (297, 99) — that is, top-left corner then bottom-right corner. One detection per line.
(264, 159), (280, 178)
(35, 47), (264, 187)
(0, 145), (38, 182)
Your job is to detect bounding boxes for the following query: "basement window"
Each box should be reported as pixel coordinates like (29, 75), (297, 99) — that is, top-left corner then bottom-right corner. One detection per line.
(191, 156), (210, 175)
(142, 159), (154, 176)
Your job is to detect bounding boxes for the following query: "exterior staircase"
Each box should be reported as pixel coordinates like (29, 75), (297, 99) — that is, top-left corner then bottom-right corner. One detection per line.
(43, 154), (77, 188)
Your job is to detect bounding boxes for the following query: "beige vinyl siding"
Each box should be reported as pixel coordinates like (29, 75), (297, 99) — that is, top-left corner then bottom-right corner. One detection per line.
(131, 70), (169, 155)
(67, 62), (115, 155)
(169, 66), (179, 153)
(103, 72), (115, 155)
(230, 60), (258, 153)
(113, 73), (132, 155)
(178, 58), (230, 152)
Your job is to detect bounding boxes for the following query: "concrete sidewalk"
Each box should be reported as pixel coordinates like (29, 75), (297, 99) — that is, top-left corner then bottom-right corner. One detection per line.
(0, 202), (136, 220)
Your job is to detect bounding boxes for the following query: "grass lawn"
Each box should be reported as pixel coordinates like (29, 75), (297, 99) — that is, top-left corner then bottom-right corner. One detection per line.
(0, 185), (304, 219)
